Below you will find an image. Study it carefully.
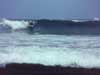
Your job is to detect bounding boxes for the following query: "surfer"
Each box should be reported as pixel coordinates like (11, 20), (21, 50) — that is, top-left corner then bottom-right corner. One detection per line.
(27, 21), (37, 34)
(28, 20), (37, 28)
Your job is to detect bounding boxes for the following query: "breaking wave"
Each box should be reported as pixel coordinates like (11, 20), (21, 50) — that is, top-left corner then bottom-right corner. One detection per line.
(0, 18), (100, 35)
(0, 19), (29, 31)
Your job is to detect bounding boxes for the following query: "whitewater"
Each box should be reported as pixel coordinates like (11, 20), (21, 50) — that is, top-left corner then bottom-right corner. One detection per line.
(0, 19), (100, 68)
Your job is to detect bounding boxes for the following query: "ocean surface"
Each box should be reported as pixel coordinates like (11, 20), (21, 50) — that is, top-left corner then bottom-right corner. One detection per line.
(0, 19), (100, 68)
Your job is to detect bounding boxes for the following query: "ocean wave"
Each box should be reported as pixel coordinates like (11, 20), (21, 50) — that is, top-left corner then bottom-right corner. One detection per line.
(0, 18), (29, 31)
(0, 18), (100, 35)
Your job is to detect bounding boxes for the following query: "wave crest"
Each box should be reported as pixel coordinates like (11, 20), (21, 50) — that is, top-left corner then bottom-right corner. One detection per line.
(0, 19), (29, 30)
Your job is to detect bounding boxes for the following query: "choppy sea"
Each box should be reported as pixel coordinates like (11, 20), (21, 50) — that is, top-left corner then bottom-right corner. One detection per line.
(0, 19), (100, 68)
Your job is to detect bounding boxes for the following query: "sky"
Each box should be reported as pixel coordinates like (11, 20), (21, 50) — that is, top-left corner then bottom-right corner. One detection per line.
(0, 0), (100, 19)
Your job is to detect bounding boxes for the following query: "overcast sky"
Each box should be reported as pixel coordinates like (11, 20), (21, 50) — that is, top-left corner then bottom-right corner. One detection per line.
(0, 0), (100, 19)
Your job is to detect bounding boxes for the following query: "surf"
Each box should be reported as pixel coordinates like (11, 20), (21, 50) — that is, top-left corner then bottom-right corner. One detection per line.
(0, 19), (29, 31)
(0, 18), (100, 35)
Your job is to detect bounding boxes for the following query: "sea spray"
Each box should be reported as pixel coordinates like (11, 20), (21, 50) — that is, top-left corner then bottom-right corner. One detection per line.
(0, 18), (29, 30)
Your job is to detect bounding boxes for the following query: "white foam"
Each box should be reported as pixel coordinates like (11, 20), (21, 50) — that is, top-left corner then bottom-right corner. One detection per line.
(71, 19), (88, 22)
(1, 46), (100, 68)
(0, 19), (29, 30)
(0, 34), (100, 68)
(93, 17), (100, 21)
(72, 20), (80, 22)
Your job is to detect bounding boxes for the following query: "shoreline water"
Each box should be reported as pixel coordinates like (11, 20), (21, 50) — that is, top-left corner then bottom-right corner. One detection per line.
(0, 63), (100, 75)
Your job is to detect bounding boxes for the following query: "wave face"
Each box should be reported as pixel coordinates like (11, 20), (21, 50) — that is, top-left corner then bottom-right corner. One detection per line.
(34, 19), (100, 35)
